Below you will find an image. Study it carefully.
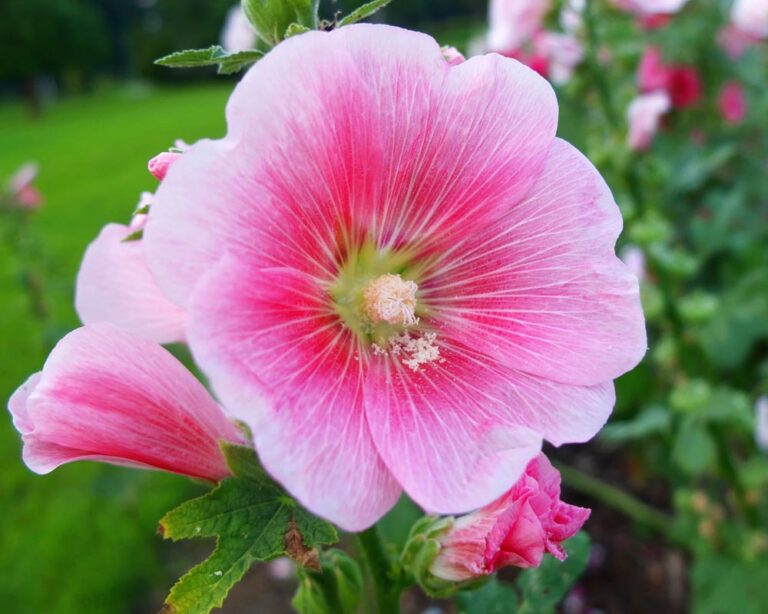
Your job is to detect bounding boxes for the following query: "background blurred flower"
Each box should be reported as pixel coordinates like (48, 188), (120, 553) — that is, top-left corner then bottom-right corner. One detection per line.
(756, 397), (768, 452)
(718, 81), (747, 124)
(430, 454), (590, 581)
(613, 0), (688, 17)
(221, 4), (257, 52)
(731, 0), (768, 39)
(6, 162), (42, 210)
(8, 324), (241, 481)
(487, 0), (551, 54)
(627, 91), (671, 150)
(638, 47), (701, 108)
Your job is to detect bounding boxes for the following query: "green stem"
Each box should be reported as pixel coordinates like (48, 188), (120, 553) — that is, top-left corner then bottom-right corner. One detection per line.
(555, 462), (681, 545)
(710, 427), (758, 527)
(355, 525), (400, 614)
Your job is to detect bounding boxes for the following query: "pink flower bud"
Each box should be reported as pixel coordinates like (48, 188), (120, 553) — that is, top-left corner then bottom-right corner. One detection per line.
(718, 81), (747, 124)
(148, 151), (182, 181)
(7, 162), (43, 210)
(8, 324), (242, 482)
(441, 46), (465, 66)
(430, 454), (590, 581)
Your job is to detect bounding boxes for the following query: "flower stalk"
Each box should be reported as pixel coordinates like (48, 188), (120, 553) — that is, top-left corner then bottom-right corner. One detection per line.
(355, 525), (402, 614)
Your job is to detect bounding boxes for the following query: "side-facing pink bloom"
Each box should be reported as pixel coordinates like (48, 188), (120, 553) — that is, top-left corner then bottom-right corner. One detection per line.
(732, 0), (768, 39)
(221, 4), (257, 52)
(7, 162), (43, 210)
(627, 91), (671, 150)
(8, 324), (242, 481)
(718, 81), (747, 124)
(76, 218), (186, 344)
(143, 25), (646, 531)
(430, 454), (590, 581)
(148, 151), (182, 181)
(487, 0), (551, 54)
(637, 47), (701, 109)
(613, 0), (688, 16)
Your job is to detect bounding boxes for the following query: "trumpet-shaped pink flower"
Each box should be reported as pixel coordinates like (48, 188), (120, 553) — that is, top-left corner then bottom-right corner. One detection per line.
(718, 81), (747, 124)
(8, 324), (241, 481)
(430, 454), (590, 581)
(76, 222), (186, 343)
(487, 0), (551, 54)
(143, 25), (646, 530)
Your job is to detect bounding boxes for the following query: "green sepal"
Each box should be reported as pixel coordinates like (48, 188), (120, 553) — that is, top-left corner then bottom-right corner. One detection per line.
(285, 22), (312, 38)
(292, 549), (364, 614)
(155, 46), (263, 75)
(121, 228), (143, 242)
(338, 0), (393, 27)
(242, 0), (318, 46)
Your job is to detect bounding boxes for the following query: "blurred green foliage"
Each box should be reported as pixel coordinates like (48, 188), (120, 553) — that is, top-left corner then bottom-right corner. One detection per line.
(0, 83), (230, 612)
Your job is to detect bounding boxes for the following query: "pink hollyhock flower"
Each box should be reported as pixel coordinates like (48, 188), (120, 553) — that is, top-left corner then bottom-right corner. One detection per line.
(7, 162), (43, 210)
(718, 81), (747, 124)
(221, 4), (257, 52)
(143, 25), (646, 530)
(627, 91), (671, 150)
(8, 324), (241, 481)
(430, 454), (590, 580)
(487, 0), (551, 54)
(76, 218), (186, 344)
(613, 0), (688, 16)
(732, 0), (768, 39)
(148, 151), (182, 181)
(637, 47), (701, 109)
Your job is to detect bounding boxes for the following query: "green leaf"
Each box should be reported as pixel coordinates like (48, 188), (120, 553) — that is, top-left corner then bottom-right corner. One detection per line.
(121, 229), (143, 242)
(455, 578), (519, 614)
(515, 532), (591, 614)
(692, 553), (768, 614)
(155, 46), (262, 75)
(338, 0), (393, 27)
(600, 405), (671, 444)
(285, 22), (312, 38)
(242, 0), (318, 46)
(160, 474), (337, 614)
(673, 418), (716, 475)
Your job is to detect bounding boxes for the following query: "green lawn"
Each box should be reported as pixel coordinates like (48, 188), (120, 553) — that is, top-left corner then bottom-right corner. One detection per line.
(0, 83), (233, 613)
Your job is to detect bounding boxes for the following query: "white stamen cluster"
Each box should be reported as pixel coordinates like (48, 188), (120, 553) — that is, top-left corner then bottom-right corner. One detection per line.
(362, 274), (418, 327)
(373, 331), (442, 372)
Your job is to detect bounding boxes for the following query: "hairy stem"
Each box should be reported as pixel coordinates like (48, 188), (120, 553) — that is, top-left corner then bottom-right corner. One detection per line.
(355, 525), (401, 614)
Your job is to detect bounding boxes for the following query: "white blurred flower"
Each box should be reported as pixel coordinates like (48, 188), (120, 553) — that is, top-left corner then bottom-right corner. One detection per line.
(620, 245), (647, 283)
(221, 5), (257, 52)
(732, 0), (768, 38)
(756, 396), (768, 452)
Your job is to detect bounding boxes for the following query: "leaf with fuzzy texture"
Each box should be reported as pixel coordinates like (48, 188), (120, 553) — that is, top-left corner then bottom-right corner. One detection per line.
(338, 0), (393, 27)
(159, 445), (337, 614)
(155, 46), (262, 74)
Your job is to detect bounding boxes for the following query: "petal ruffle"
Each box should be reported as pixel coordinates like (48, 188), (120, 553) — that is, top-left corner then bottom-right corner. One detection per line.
(187, 256), (401, 530)
(424, 139), (646, 386)
(364, 337), (613, 514)
(76, 224), (186, 344)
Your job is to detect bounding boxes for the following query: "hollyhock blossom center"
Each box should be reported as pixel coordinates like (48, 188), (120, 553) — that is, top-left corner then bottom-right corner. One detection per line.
(363, 274), (418, 327)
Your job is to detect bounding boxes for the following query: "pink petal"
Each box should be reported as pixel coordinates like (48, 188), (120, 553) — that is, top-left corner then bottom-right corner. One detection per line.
(425, 139), (646, 386)
(187, 258), (402, 531)
(364, 338), (614, 514)
(8, 324), (240, 481)
(75, 224), (186, 344)
(144, 25), (557, 307)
